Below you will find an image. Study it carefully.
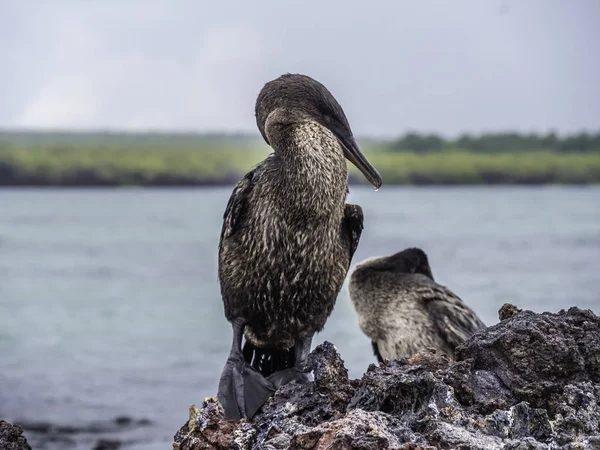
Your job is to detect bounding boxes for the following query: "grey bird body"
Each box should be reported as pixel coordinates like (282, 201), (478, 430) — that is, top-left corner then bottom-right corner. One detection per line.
(349, 248), (485, 362)
(217, 73), (381, 420)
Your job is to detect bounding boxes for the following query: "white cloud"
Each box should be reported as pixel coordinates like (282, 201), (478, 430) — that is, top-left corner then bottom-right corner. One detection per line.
(4, 0), (600, 135)
(16, 14), (268, 131)
(17, 75), (101, 128)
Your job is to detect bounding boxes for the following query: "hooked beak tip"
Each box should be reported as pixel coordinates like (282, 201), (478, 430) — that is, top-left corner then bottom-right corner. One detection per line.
(372, 177), (383, 190)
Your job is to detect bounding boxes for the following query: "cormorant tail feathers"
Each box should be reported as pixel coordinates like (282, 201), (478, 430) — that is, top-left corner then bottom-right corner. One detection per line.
(242, 341), (297, 377)
(372, 340), (384, 364)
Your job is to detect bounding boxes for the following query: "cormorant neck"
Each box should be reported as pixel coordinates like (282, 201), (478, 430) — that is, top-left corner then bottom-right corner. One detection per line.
(269, 121), (348, 216)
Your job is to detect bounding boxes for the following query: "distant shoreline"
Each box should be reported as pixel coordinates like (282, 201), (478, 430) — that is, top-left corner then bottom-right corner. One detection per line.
(0, 174), (597, 187)
(2, 130), (599, 187)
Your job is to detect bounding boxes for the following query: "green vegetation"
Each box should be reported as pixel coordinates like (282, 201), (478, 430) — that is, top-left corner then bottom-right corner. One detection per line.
(1, 130), (599, 186)
(389, 131), (600, 153)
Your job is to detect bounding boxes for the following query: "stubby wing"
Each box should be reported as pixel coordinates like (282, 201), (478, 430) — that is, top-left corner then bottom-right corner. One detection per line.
(219, 169), (257, 247)
(341, 203), (364, 266)
(421, 282), (486, 349)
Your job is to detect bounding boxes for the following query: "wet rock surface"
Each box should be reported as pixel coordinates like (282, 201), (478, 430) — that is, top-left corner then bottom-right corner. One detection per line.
(0, 420), (32, 450)
(174, 306), (600, 449)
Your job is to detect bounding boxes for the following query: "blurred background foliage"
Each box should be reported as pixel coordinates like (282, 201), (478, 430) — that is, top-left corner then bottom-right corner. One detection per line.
(1, 130), (599, 186)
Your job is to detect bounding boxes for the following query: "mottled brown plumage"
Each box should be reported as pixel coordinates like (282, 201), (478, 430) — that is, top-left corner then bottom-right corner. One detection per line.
(349, 248), (485, 362)
(217, 73), (381, 420)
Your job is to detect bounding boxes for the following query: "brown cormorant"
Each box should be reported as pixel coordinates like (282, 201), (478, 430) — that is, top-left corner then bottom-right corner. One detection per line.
(348, 248), (485, 362)
(217, 73), (382, 420)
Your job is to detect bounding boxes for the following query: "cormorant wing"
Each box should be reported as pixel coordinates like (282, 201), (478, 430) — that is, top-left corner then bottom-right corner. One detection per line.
(417, 278), (486, 349)
(341, 204), (364, 266)
(219, 168), (258, 245)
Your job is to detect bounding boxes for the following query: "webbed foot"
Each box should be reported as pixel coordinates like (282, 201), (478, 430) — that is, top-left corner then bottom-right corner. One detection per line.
(217, 353), (275, 420)
(216, 319), (277, 420)
(266, 367), (314, 389)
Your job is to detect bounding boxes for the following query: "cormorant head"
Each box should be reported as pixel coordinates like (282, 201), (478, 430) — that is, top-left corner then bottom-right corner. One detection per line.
(355, 247), (434, 281)
(388, 247), (435, 280)
(255, 73), (382, 189)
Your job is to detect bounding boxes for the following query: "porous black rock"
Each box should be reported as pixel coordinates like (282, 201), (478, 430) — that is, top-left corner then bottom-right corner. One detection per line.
(0, 420), (32, 450)
(448, 306), (600, 415)
(174, 306), (600, 449)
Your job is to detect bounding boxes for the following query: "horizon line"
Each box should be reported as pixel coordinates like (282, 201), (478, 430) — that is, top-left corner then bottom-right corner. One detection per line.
(1, 126), (599, 140)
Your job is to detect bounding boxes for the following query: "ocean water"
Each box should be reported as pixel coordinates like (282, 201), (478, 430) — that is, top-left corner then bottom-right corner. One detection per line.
(0, 186), (599, 449)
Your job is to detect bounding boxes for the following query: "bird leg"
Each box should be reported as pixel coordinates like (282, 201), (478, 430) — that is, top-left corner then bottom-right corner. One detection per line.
(217, 319), (276, 420)
(266, 334), (314, 389)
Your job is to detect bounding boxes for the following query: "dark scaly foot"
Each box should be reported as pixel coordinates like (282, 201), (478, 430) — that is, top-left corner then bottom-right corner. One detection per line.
(266, 334), (314, 389)
(217, 320), (276, 420)
(266, 367), (313, 389)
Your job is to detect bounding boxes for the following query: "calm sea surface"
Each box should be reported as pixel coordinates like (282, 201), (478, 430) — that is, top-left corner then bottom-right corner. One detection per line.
(1, 187), (599, 449)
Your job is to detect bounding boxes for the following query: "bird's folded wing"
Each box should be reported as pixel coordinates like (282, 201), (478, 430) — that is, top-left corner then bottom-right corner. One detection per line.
(420, 283), (486, 349)
(220, 168), (259, 244)
(341, 203), (364, 266)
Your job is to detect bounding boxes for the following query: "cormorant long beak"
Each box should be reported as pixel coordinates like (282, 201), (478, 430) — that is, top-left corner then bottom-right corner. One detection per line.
(337, 135), (382, 189)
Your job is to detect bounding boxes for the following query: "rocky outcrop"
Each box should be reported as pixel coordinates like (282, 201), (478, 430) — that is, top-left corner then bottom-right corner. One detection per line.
(173, 305), (600, 450)
(0, 420), (32, 450)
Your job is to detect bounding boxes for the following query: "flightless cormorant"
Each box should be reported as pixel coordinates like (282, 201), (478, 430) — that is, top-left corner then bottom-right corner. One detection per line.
(217, 73), (382, 420)
(349, 248), (485, 362)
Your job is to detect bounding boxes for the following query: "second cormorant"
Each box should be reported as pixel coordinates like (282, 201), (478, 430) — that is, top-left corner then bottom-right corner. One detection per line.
(348, 248), (485, 362)
(217, 73), (382, 420)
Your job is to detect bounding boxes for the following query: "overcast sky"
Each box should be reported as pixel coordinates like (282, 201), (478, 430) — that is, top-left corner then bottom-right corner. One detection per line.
(1, 0), (599, 137)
